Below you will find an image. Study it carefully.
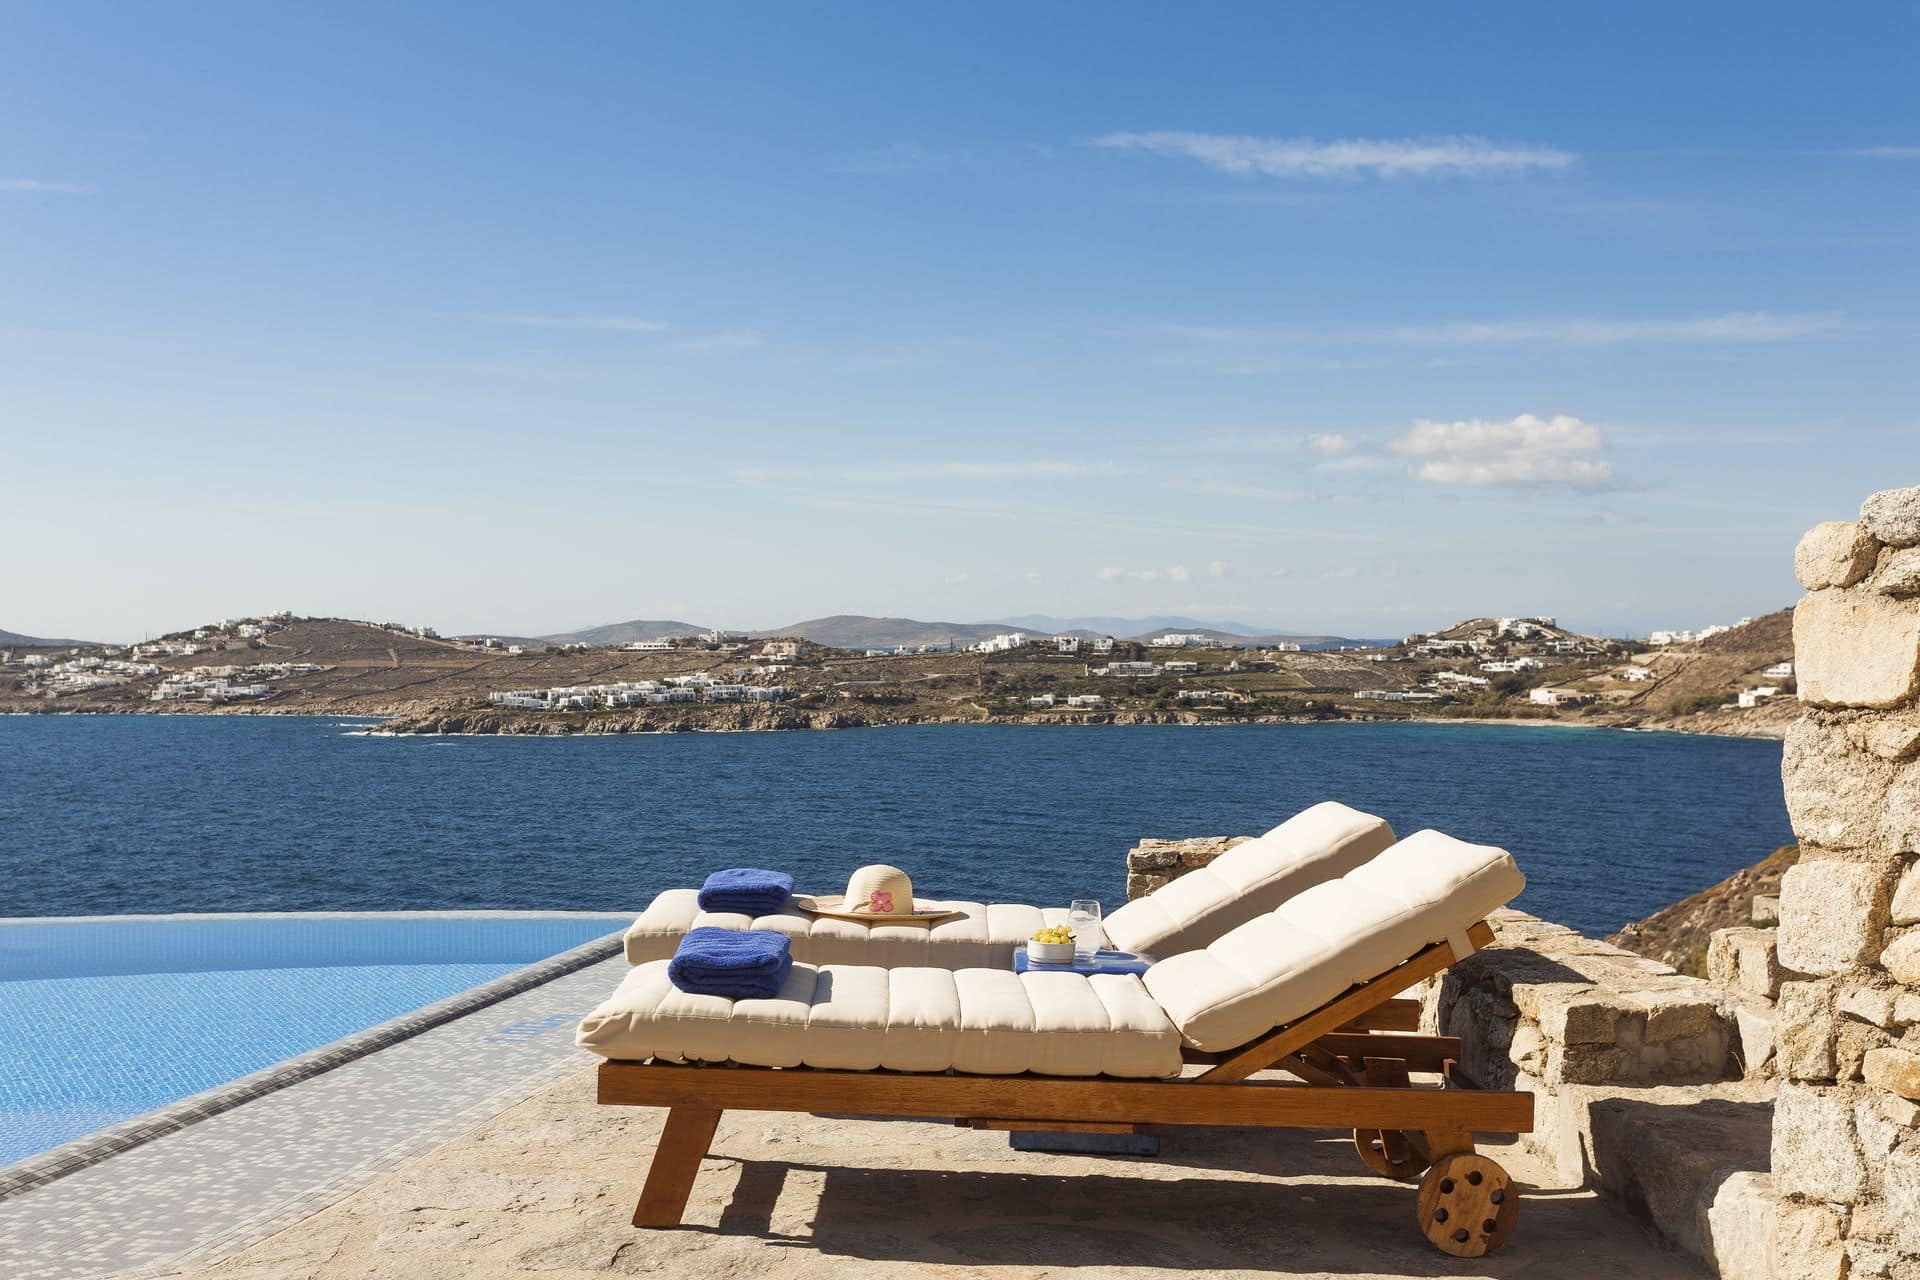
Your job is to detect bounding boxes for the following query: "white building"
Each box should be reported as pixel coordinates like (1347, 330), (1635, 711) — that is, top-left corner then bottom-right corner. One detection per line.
(1162, 660), (1199, 674)
(973, 632), (1029, 654)
(1528, 687), (1594, 707)
(1027, 693), (1057, 708)
(1764, 662), (1795, 680)
(1089, 637), (1115, 654)
(1065, 694), (1106, 709)
(1053, 636), (1080, 655)
(1101, 661), (1159, 677)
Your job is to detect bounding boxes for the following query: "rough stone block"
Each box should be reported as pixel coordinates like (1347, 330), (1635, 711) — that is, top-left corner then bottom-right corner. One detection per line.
(1836, 1019), (1891, 1080)
(1783, 720), (1897, 849)
(1794, 588), (1920, 709)
(1730, 998), (1778, 1077)
(1752, 893), (1782, 923)
(1871, 544), (1920, 597)
(1772, 1082), (1867, 1203)
(1705, 1171), (1778, 1280)
(1862, 484), (1920, 548)
(1895, 991), (1920, 1026)
(1123, 871), (1170, 900)
(1535, 990), (1624, 1046)
(1862, 1045), (1920, 1100)
(1884, 928), (1920, 985)
(1839, 982), (1897, 1027)
(1876, 1144), (1920, 1255)
(1710, 926), (1787, 998)
(1779, 854), (1897, 975)
(1852, 711), (1920, 762)
(1895, 861), (1920, 925)
(1773, 1200), (1848, 1280)
(1778, 980), (1840, 1080)
(1797, 520), (1881, 590)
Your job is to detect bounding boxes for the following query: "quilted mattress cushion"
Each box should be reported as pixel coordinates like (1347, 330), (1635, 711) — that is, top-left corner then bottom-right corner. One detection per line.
(1101, 800), (1396, 960)
(576, 961), (1185, 1079)
(1143, 829), (1524, 1052)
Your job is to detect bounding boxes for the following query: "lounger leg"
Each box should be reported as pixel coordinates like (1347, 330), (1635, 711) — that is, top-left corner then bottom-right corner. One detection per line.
(633, 1106), (722, 1227)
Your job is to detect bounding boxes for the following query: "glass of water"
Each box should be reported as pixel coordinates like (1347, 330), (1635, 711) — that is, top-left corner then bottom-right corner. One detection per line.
(1068, 899), (1102, 962)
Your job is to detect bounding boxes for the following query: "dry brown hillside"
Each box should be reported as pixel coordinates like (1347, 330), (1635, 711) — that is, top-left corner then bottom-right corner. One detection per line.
(1609, 843), (1799, 974)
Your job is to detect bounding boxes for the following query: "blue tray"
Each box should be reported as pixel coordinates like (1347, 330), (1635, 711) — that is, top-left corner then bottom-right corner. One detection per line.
(1013, 947), (1153, 975)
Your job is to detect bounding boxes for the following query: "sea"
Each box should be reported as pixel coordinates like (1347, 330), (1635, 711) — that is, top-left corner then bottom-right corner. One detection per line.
(0, 715), (1794, 938)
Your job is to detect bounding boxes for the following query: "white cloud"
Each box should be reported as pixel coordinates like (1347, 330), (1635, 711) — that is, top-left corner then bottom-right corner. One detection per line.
(1306, 432), (1353, 456)
(1092, 132), (1573, 179)
(1387, 414), (1618, 492)
(0, 178), (98, 194)
(1206, 560), (1229, 579)
(1096, 564), (1192, 584)
(1165, 311), (1846, 351)
(733, 459), (1120, 485)
(1383, 312), (1846, 346)
(472, 314), (668, 332)
(661, 329), (764, 353)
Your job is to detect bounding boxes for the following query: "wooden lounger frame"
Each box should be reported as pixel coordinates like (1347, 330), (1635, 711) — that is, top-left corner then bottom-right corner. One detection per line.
(597, 920), (1532, 1257)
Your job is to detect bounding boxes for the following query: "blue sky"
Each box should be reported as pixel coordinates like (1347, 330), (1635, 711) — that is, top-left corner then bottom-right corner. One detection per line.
(3, 4), (1915, 641)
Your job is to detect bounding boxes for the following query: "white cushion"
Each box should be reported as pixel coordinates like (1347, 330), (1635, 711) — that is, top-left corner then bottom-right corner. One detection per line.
(576, 961), (1184, 1079)
(1102, 801), (1395, 959)
(1143, 830), (1524, 1051)
(623, 890), (1075, 969)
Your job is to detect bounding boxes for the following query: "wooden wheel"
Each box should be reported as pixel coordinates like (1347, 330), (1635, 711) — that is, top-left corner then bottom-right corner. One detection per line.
(1353, 1127), (1429, 1180)
(1416, 1151), (1518, 1258)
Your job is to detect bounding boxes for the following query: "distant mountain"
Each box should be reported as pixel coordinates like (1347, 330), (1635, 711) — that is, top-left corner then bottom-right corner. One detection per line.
(0, 627), (89, 648)
(757, 615), (1007, 650)
(540, 619), (711, 646)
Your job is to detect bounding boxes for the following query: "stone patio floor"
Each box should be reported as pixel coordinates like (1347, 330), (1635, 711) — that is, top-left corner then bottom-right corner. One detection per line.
(148, 1065), (1711, 1280)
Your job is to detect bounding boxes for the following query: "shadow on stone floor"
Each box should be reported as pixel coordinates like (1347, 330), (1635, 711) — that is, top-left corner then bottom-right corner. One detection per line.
(666, 1148), (1689, 1277)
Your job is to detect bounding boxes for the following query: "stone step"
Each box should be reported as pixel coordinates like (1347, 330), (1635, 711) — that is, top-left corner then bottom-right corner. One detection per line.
(1586, 1085), (1777, 1280)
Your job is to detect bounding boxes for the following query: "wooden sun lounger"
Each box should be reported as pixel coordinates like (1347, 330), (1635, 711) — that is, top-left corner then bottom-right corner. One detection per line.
(596, 920), (1532, 1258)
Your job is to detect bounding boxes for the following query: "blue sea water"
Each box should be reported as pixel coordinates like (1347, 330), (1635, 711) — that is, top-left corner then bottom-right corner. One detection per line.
(0, 715), (1792, 938)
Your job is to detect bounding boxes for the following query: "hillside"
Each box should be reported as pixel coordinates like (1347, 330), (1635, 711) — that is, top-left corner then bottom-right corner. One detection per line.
(1609, 844), (1799, 974)
(760, 615), (1008, 649)
(540, 619), (711, 646)
(0, 606), (1807, 739)
(1612, 609), (1797, 736)
(0, 627), (90, 648)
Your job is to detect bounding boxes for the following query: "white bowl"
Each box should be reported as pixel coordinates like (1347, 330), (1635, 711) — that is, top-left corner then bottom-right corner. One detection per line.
(1027, 940), (1077, 964)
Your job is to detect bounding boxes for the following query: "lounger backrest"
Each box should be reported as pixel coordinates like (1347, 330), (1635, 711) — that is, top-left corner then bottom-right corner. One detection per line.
(1102, 801), (1396, 959)
(1141, 830), (1524, 1051)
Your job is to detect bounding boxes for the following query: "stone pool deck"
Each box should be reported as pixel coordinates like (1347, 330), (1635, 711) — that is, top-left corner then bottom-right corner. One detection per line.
(147, 1064), (1710, 1280)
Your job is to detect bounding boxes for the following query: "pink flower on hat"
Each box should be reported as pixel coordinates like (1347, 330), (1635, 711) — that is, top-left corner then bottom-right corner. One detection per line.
(868, 890), (894, 914)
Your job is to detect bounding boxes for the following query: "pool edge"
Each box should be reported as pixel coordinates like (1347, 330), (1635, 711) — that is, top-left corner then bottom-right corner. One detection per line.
(0, 923), (625, 1203)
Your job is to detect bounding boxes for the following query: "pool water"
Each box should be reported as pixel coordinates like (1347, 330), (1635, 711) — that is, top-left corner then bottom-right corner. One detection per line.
(0, 912), (629, 1167)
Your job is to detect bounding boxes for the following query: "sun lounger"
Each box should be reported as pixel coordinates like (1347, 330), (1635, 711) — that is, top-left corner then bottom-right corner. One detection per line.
(581, 828), (1533, 1258)
(620, 800), (1396, 969)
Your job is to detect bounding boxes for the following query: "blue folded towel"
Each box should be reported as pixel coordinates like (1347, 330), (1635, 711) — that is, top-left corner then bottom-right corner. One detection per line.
(668, 926), (793, 999)
(696, 867), (794, 915)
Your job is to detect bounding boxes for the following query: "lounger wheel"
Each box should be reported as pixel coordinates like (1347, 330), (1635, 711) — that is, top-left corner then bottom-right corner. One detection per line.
(1352, 1128), (1429, 1181)
(1416, 1152), (1518, 1258)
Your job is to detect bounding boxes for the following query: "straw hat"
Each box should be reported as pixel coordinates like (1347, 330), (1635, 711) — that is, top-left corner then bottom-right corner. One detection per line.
(795, 864), (961, 924)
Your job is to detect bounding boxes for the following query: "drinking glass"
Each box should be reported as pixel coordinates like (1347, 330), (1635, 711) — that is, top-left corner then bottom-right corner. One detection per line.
(1068, 899), (1102, 962)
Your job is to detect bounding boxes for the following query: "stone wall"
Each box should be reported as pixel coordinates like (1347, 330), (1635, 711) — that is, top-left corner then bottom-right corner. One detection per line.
(1773, 485), (1920, 1280)
(1122, 835), (1250, 899)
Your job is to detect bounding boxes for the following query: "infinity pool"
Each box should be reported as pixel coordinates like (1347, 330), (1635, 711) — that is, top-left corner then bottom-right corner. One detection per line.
(0, 912), (631, 1167)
